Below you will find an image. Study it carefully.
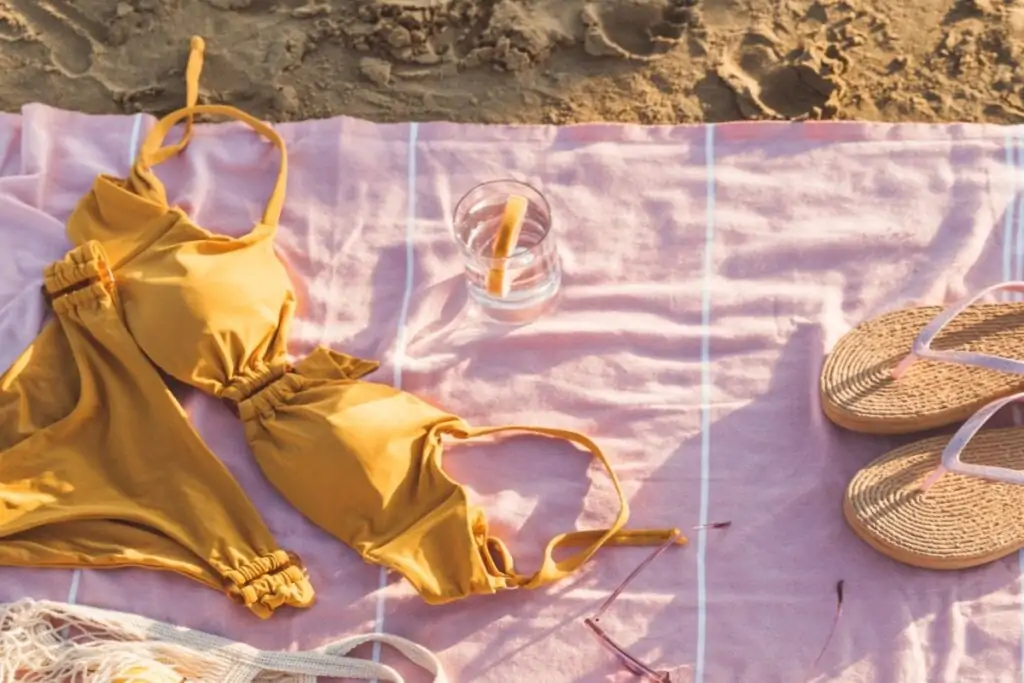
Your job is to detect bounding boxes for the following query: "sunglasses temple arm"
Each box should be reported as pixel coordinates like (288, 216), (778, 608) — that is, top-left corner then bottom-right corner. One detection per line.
(802, 580), (845, 683)
(592, 534), (681, 619)
(585, 619), (669, 683)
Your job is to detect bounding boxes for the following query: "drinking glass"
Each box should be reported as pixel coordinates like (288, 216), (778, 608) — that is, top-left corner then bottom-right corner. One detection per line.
(452, 180), (561, 324)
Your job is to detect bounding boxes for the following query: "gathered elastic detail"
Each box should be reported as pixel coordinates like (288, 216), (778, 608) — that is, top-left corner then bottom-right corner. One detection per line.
(47, 284), (115, 316)
(234, 372), (303, 422)
(222, 550), (314, 618)
(43, 242), (116, 315)
(43, 242), (111, 294)
(224, 550), (292, 584)
(235, 346), (381, 422)
(219, 361), (289, 406)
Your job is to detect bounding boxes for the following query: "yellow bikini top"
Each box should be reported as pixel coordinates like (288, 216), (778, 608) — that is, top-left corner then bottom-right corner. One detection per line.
(66, 37), (294, 399)
(65, 37), (684, 604)
(238, 348), (684, 603)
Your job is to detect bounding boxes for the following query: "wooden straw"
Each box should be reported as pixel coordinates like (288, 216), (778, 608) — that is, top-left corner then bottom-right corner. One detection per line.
(485, 194), (529, 298)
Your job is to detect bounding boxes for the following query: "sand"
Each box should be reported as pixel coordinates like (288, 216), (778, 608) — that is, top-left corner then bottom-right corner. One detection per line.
(0, 0), (1020, 125)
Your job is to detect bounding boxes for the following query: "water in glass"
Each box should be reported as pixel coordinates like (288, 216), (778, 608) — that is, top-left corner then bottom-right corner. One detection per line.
(454, 181), (560, 324)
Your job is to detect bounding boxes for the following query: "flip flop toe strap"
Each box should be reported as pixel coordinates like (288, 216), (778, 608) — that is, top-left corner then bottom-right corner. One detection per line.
(921, 390), (1024, 491)
(893, 281), (1024, 380)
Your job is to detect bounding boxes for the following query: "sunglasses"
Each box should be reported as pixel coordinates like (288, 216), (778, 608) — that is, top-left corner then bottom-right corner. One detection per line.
(583, 522), (844, 683)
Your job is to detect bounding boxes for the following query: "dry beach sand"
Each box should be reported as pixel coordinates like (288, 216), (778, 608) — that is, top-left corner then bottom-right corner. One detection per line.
(0, 0), (1020, 125)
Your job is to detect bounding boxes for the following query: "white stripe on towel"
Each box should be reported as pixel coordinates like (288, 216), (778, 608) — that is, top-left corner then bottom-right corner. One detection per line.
(694, 123), (716, 683)
(371, 121), (420, 671)
(1007, 130), (1024, 683)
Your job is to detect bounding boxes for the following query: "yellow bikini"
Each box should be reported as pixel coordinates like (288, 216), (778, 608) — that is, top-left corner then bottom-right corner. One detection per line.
(1, 37), (682, 609)
(0, 38), (308, 618)
(0, 246), (313, 618)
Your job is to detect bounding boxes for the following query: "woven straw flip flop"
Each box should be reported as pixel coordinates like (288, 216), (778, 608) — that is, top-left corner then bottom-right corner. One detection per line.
(845, 392), (1024, 569)
(821, 282), (1024, 435)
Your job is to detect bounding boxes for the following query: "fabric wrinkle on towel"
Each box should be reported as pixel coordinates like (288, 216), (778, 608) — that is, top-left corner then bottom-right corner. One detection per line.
(0, 109), (145, 375)
(0, 110), (1021, 682)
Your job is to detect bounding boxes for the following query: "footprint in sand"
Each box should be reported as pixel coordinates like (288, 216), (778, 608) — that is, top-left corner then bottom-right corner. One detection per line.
(581, 0), (696, 61)
(0, 5), (30, 42)
(5, 0), (108, 76)
(714, 27), (847, 119)
(201, 0), (268, 10)
(200, 0), (317, 10)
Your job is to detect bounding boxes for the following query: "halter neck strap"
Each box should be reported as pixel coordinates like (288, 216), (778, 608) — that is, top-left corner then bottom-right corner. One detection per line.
(128, 36), (287, 229)
(162, 35), (204, 160)
(453, 424), (683, 589)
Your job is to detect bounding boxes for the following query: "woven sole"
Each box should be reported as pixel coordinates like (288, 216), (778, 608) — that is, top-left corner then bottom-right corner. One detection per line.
(821, 303), (1024, 435)
(844, 427), (1024, 570)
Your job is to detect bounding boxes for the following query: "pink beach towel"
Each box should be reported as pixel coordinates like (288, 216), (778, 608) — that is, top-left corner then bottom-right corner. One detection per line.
(0, 105), (1022, 683)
